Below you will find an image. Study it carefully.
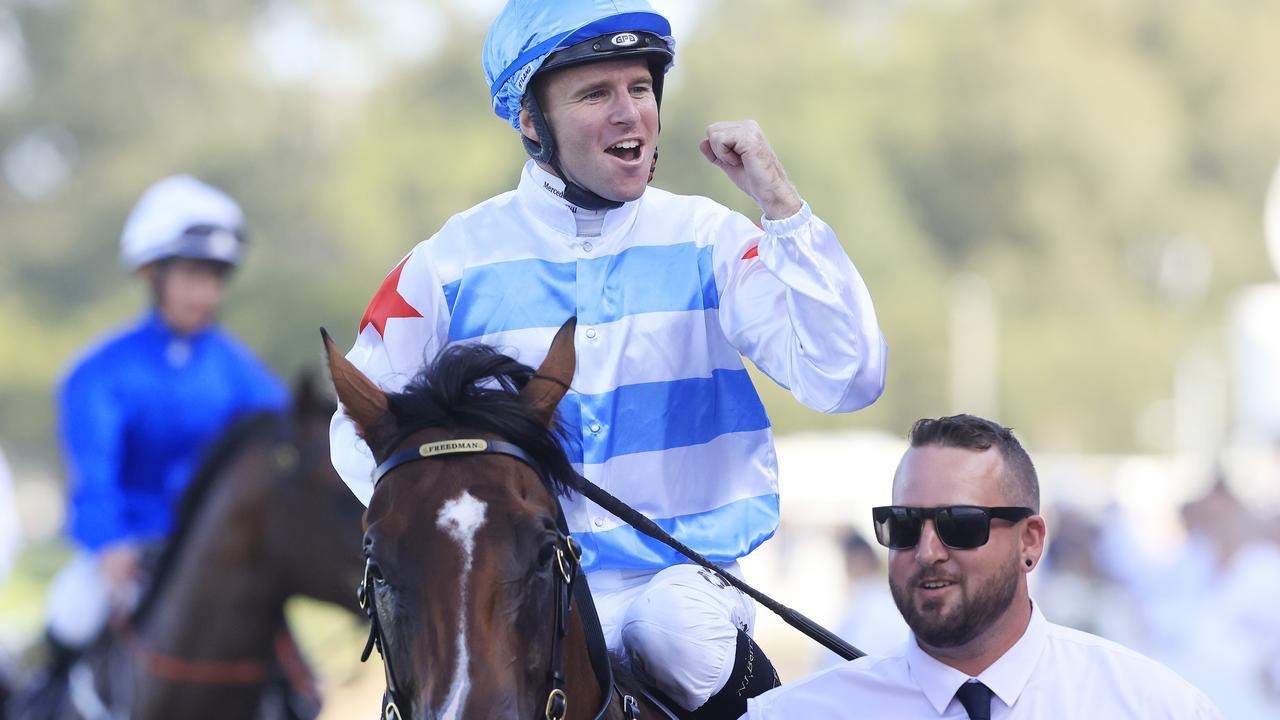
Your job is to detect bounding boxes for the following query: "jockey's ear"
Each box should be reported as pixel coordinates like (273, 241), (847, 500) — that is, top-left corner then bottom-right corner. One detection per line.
(521, 317), (576, 427)
(321, 328), (393, 448)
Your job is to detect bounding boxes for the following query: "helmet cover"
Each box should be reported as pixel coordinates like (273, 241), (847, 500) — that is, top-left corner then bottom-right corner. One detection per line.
(484, 0), (675, 129)
(120, 175), (246, 271)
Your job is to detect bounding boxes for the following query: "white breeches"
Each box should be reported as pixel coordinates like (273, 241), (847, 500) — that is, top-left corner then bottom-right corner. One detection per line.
(43, 552), (143, 648)
(45, 553), (112, 647)
(591, 562), (757, 711)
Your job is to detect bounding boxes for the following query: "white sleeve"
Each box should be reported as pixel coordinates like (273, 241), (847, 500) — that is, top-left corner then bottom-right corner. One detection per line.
(713, 202), (887, 413)
(329, 246), (450, 506)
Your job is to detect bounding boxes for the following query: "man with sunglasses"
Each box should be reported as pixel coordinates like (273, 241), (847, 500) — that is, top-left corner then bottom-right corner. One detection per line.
(744, 414), (1220, 719)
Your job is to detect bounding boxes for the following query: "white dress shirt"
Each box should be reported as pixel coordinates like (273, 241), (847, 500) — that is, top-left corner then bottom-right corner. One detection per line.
(744, 602), (1222, 719)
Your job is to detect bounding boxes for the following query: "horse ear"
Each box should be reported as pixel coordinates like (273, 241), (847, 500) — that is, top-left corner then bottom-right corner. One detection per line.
(320, 328), (390, 439)
(520, 317), (577, 426)
(290, 368), (333, 420)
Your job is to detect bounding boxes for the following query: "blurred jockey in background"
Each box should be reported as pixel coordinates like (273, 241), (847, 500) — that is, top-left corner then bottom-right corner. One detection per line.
(35, 174), (285, 686)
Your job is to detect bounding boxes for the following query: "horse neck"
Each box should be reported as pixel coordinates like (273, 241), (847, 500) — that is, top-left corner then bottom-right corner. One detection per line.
(563, 582), (662, 720)
(139, 441), (286, 659)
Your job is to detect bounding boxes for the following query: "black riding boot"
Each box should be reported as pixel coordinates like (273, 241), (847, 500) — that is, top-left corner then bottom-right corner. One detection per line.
(9, 631), (79, 719)
(688, 630), (781, 719)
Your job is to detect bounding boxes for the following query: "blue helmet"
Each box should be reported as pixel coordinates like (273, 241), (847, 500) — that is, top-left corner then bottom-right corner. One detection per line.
(483, 0), (675, 209)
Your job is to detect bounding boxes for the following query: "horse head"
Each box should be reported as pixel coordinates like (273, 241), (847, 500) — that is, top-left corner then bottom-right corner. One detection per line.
(264, 370), (367, 612)
(324, 319), (608, 719)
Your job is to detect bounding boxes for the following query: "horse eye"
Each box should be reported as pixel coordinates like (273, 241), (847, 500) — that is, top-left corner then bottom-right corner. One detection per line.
(536, 541), (558, 567)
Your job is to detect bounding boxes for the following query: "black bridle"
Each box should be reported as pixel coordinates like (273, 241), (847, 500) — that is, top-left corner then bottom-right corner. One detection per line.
(357, 437), (637, 720)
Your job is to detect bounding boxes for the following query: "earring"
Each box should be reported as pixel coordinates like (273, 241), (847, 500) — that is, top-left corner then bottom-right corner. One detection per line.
(1024, 558), (1033, 568)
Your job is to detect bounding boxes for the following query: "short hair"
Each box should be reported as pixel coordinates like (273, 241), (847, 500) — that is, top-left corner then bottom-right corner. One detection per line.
(908, 414), (1040, 512)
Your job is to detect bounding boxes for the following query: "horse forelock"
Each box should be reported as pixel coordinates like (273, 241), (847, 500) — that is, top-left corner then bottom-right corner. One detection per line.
(380, 343), (577, 499)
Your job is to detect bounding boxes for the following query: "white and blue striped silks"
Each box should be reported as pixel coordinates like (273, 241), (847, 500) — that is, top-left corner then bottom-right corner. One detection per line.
(330, 161), (887, 572)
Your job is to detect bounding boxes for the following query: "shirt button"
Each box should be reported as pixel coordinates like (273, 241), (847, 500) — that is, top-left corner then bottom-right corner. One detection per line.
(585, 328), (597, 339)
(588, 421), (601, 433)
(582, 241), (593, 252)
(593, 517), (605, 528)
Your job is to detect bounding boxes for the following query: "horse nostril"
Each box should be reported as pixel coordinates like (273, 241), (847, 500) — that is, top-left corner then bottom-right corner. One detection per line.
(361, 533), (387, 585)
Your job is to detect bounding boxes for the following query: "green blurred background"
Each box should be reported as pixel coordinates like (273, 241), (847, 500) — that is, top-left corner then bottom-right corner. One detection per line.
(4, 0), (1280, 713)
(4, 0), (1279, 467)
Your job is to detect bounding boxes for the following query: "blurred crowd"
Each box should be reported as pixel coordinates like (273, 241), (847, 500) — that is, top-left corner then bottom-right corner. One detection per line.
(1044, 482), (1280, 718)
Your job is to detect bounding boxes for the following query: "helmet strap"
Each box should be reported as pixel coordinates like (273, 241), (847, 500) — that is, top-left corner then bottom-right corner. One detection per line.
(522, 92), (624, 212)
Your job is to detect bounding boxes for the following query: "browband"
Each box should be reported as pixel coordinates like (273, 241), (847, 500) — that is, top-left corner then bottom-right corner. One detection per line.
(372, 438), (539, 487)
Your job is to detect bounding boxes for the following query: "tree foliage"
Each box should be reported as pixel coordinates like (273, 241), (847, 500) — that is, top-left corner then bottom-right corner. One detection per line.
(2, 0), (1278, 466)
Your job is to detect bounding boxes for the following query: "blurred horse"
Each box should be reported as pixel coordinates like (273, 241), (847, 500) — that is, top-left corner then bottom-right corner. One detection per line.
(11, 375), (366, 720)
(326, 320), (666, 720)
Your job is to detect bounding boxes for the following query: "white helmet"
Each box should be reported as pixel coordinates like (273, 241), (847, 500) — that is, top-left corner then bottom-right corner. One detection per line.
(120, 174), (246, 271)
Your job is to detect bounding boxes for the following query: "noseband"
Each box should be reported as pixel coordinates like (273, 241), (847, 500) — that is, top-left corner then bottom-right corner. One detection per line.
(358, 438), (636, 720)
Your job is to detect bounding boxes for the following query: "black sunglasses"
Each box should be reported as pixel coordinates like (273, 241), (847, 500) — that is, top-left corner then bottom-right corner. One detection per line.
(871, 505), (1034, 550)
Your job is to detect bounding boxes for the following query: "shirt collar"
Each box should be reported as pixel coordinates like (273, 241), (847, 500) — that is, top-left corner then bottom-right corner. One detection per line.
(905, 600), (1049, 714)
(140, 307), (213, 341)
(516, 160), (641, 241)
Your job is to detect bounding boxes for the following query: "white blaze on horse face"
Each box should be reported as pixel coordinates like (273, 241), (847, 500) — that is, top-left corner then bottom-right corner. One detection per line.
(435, 490), (487, 720)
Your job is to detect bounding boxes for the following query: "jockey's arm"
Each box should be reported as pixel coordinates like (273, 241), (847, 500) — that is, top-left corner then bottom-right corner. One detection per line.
(710, 202), (887, 414)
(59, 363), (131, 552)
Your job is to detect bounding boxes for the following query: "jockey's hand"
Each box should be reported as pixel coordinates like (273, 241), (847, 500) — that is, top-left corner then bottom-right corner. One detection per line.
(699, 120), (804, 220)
(99, 543), (142, 600)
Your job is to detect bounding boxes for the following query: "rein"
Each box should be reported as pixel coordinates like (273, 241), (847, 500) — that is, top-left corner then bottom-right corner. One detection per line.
(360, 438), (634, 720)
(135, 647), (266, 685)
(559, 470), (866, 662)
(129, 627), (313, 696)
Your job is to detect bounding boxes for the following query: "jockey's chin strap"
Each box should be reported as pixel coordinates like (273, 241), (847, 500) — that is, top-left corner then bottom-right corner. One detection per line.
(361, 438), (635, 720)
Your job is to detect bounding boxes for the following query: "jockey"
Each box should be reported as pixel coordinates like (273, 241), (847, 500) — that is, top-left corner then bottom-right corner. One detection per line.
(38, 175), (286, 677)
(329, 0), (888, 716)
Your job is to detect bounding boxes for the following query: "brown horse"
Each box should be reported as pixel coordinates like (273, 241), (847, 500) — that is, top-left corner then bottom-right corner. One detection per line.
(12, 376), (366, 720)
(325, 320), (667, 720)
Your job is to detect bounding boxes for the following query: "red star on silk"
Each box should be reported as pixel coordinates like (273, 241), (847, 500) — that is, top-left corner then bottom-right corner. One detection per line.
(359, 255), (423, 336)
(741, 226), (763, 260)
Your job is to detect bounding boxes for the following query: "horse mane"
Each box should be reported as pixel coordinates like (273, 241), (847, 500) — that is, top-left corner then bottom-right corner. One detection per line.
(382, 343), (576, 498)
(131, 410), (280, 625)
(132, 371), (335, 625)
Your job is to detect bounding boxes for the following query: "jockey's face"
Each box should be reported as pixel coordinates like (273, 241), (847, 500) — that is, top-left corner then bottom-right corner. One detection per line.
(886, 445), (1042, 657)
(145, 258), (229, 335)
(521, 57), (659, 203)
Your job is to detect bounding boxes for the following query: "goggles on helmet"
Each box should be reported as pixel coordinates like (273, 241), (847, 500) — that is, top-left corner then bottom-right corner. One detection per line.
(154, 224), (247, 268)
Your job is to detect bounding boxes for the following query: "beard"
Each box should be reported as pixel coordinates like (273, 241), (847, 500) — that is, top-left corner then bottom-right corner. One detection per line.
(889, 555), (1020, 648)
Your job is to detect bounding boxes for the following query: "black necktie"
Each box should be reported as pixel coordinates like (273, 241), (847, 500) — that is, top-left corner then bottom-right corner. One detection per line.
(955, 681), (993, 720)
